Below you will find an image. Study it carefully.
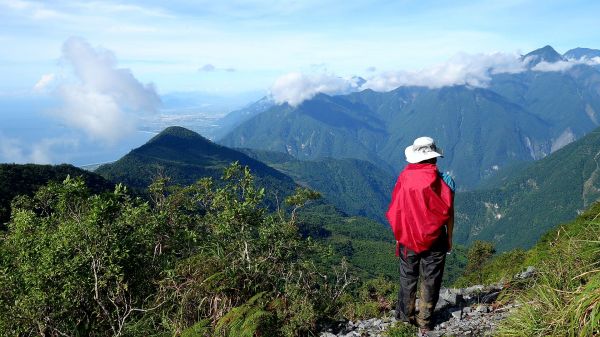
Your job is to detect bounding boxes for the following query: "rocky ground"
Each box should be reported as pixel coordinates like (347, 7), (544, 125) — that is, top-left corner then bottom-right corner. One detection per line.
(318, 268), (536, 337)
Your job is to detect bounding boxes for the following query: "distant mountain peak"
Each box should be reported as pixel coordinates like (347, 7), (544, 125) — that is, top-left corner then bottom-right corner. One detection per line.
(563, 47), (600, 60)
(149, 126), (208, 143)
(523, 45), (564, 66)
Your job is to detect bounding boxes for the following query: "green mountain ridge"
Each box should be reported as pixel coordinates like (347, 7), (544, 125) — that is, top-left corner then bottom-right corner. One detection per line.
(454, 127), (600, 251)
(96, 126), (298, 202)
(93, 127), (409, 279)
(220, 46), (600, 190)
(239, 148), (396, 223)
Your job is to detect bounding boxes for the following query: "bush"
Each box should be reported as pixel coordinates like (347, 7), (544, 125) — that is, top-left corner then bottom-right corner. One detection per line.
(338, 277), (398, 321)
(0, 164), (349, 336)
(384, 322), (418, 337)
(453, 248), (527, 288)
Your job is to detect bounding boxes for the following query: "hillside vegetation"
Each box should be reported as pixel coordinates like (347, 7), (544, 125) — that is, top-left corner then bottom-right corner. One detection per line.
(456, 202), (600, 336)
(96, 126), (297, 206)
(240, 148), (395, 223)
(221, 46), (600, 190)
(454, 128), (600, 251)
(0, 163), (113, 227)
(0, 164), (346, 336)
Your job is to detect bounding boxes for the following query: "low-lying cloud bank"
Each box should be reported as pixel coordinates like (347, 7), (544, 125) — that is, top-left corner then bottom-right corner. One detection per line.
(532, 56), (600, 72)
(0, 134), (78, 164)
(364, 52), (527, 92)
(270, 52), (600, 106)
(35, 37), (161, 143)
(270, 72), (362, 106)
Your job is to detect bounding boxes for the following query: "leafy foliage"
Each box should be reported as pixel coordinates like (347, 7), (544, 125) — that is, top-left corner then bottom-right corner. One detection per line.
(0, 163), (113, 227)
(464, 241), (496, 285)
(0, 164), (347, 336)
(384, 322), (418, 337)
(0, 177), (171, 336)
(453, 248), (526, 288)
(338, 277), (398, 321)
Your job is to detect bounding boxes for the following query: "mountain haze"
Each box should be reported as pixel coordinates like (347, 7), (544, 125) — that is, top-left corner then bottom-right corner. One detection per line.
(563, 47), (600, 60)
(221, 46), (600, 189)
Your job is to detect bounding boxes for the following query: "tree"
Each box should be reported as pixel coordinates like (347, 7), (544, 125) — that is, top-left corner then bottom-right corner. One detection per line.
(465, 240), (496, 285)
(0, 164), (347, 337)
(0, 176), (185, 336)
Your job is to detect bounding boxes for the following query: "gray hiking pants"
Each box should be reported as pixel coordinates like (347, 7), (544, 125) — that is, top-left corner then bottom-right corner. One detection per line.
(396, 234), (447, 329)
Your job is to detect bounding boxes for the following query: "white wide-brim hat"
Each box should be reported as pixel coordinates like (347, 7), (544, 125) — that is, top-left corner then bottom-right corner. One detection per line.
(405, 136), (443, 164)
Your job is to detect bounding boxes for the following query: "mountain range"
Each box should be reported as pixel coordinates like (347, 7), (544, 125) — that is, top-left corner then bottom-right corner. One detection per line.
(95, 126), (297, 204)
(454, 126), (600, 251)
(239, 148), (395, 222)
(96, 127), (395, 223)
(219, 46), (600, 189)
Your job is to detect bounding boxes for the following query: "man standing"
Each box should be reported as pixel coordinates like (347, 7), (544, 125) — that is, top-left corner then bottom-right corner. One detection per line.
(386, 137), (455, 336)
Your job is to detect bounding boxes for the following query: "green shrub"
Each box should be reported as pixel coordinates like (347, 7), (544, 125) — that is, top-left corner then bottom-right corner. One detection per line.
(0, 164), (347, 336)
(453, 248), (527, 287)
(384, 322), (418, 337)
(338, 277), (398, 321)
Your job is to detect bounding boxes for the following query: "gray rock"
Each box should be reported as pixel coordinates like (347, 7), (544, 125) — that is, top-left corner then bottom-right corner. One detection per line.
(439, 288), (464, 305)
(481, 290), (500, 304)
(515, 266), (536, 279)
(476, 305), (490, 313)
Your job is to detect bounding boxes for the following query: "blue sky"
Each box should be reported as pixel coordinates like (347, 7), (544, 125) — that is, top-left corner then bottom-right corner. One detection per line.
(2, 0), (600, 95)
(1, 0), (600, 165)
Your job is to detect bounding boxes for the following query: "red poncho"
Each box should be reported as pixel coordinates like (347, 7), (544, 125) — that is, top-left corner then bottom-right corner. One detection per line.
(386, 163), (453, 255)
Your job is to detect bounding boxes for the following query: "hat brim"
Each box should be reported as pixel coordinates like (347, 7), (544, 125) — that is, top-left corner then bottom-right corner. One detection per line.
(405, 145), (443, 164)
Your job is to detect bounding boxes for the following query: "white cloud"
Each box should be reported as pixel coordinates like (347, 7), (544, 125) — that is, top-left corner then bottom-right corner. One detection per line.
(0, 136), (26, 163)
(33, 73), (55, 92)
(267, 51), (600, 106)
(533, 57), (600, 72)
(0, 134), (77, 164)
(532, 60), (574, 72)
(53, 37), (160, 143)
(269, 72), (361, 106)
(362, 52), (527, 92)
(1, 0), (67, 20)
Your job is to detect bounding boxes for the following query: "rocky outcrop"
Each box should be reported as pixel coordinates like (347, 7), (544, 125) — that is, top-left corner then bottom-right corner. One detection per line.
(319, 283), (521, 337)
